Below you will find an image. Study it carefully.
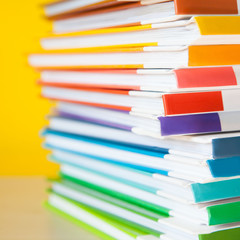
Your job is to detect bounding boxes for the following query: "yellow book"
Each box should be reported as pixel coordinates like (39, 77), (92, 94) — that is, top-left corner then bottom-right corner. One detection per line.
(41, 16), (240, 51)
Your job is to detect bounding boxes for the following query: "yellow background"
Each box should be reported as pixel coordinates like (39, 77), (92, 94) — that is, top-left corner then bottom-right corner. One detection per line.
(0, 0), (58, 175)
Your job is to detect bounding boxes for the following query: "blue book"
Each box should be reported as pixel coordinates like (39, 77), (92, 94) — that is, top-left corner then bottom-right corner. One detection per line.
(43, 128), (240, 182)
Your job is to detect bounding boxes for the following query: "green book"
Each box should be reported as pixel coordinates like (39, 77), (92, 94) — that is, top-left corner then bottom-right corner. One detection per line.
(46, 193), (160, 240)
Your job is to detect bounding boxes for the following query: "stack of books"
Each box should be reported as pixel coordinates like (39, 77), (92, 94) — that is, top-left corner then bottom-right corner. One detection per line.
(29, 0), (240, 239)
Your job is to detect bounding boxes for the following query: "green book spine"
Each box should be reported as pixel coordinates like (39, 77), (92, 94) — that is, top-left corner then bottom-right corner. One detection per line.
(207, 201), (240, 225)
(199, 227), (240, 240)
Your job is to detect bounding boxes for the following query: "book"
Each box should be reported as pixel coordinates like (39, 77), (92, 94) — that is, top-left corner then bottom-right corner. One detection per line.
(43, 128), (240, 181)
(46, 194), (160, 240)
(48, 193), (240, 240)
(54, 102), (240, 136)
(41, 16), (240, 50)
(29, 44), (240, 69)
(39, 66), (240, 92)
(47, 1), (240, 33)
(32, 0), (240, 239)
(42, 120), (240, 159)
(40, 86), (240, 116)
(49, 149), (240, 203)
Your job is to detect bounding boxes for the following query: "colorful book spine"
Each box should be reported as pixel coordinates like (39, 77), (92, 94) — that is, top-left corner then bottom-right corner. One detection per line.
(174, 66), (240, 89)
(163, 89), (240, 115)
(159, 112), (240, 135)
(175, 0), (240, 14)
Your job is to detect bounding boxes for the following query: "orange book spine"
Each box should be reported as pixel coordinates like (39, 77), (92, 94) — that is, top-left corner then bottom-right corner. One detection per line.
(188, 45), (240, 67)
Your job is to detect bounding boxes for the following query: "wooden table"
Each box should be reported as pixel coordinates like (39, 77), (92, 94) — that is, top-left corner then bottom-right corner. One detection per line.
(0, 177), (101, 240)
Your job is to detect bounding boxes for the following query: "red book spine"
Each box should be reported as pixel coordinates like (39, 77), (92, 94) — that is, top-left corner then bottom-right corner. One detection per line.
(163, 91), (224, 116)
(175, 67), (238, 89)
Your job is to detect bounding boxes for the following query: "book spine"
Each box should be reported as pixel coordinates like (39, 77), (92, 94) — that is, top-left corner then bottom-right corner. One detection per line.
(162, 91), (224, 115)
(199, 227), (240, 240)
(163, 89), (240, 116)
(194, 16), (240, 35)
(159, 113), (222, 136)
(207, 201), (240, 225)
(207, 157), (240, 178)
(191, 178), (240, 203)
(175, 67), (238, 89)
(174, 0), (239, 14)
(188, 45), (240, 67)
(212, 136), (240, 159)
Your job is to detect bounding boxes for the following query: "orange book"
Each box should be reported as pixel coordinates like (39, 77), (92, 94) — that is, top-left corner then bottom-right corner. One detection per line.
(29, 44), (240, 69)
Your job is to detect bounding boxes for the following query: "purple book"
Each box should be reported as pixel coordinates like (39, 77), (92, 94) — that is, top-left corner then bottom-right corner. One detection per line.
(55, 102), (240, 136)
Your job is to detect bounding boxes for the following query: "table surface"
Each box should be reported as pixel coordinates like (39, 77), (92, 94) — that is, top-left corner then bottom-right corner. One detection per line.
(0, 177), (101, 240)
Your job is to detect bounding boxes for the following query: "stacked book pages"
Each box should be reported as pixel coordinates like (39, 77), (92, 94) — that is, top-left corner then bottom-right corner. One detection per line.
(29, 0), (240, 239)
